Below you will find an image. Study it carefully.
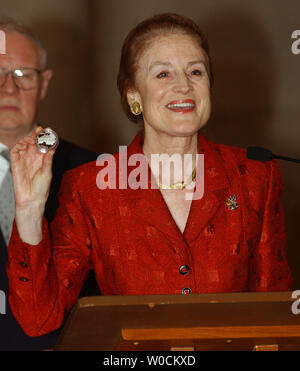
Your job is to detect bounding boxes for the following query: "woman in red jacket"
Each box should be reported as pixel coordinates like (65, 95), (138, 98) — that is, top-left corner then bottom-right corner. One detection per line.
(7, 14), (292, 337)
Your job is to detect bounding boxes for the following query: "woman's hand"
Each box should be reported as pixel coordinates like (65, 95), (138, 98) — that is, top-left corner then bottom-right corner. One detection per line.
(10, 126), (55, 244)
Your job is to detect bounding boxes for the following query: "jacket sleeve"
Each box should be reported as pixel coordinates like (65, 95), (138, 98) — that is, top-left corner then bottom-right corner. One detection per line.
(7, 171), (93, 337)
(248, 159), (293, 291)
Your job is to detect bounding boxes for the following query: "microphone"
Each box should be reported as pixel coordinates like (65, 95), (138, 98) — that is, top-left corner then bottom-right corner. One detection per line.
(247, 146), (300, 164)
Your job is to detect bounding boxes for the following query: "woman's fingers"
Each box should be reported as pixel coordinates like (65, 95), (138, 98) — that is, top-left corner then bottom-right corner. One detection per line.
(11, 136), (34, 155)
(12, 126), (56, 154)
(21, 136), (35, 145)
(42, 149), (55, 172)
(29, 126), (42, 141)
(10, 126), (56, 210)
(10, 126), (57, 169)
(11, 126), (48, 158)
(11, 142), (28, 154)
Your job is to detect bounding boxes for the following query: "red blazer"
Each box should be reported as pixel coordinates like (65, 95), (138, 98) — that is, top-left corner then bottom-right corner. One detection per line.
(7, 133), (293, 336)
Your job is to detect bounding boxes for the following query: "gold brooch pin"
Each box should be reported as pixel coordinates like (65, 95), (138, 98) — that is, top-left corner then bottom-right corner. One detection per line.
(226, 195), (239, 210)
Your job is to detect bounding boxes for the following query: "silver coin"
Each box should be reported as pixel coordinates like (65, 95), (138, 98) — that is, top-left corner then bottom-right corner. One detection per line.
(36, 128), (59, 153)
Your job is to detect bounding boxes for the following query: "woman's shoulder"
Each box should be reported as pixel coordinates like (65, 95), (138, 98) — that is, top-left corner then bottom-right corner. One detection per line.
(205, 137), (283, 183)
(62, 159), (99, 181)
(58, 152), (121, 194)
(57, 160), (102, 198)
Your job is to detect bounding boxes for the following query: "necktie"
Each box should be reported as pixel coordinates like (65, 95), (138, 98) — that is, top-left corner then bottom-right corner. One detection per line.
(0, 149), (15, 246)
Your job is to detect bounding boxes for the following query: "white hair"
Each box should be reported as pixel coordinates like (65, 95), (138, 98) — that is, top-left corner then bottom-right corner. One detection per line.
(0, 18), (47, 70)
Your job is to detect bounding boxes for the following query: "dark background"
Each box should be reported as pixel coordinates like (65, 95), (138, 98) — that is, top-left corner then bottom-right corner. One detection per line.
(0, 0), (299, 288)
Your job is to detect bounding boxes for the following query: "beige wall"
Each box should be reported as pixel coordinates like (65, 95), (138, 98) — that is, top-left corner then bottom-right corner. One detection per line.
(1, 0), (300, 286)
(0, 0), (93, 150)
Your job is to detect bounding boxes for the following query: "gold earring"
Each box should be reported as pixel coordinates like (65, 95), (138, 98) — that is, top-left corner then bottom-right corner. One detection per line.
(130, 101), (143, 116)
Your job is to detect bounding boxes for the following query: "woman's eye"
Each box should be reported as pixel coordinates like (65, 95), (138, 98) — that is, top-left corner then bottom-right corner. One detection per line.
(156, 71), (168, 78)
(191, 69), (203, 76)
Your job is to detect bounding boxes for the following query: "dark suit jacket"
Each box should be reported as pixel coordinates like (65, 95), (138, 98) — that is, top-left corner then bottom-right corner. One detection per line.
(0, 139), (99, 350)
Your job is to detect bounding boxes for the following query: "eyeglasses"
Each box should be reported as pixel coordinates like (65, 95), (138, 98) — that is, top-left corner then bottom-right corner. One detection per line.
(0, 68), (43, 90)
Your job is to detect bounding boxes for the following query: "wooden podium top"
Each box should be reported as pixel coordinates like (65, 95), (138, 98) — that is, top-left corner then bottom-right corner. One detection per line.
(55, 291), (300, 351)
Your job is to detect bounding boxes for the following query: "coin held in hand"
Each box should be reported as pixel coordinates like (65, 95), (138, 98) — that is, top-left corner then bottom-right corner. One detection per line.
(36, 128), (59, 153)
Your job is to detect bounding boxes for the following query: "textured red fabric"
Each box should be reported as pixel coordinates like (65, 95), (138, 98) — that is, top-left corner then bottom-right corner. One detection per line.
(7, 133), (293, 336)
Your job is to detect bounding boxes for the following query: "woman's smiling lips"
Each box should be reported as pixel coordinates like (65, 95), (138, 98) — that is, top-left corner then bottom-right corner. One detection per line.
(0, 105), (19, 111)
(166, 99), (196, 113)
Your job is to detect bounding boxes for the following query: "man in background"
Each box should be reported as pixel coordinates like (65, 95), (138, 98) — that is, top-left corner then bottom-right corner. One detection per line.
(0, 20), (99, 350)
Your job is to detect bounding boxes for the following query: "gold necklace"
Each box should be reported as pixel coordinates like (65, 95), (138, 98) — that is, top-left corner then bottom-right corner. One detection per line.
(158, 168), (197, 190)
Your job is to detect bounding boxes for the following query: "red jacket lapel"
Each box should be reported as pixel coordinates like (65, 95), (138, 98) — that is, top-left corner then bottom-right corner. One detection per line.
(184, 134), (231, 243)
(116, 132), (232, 252)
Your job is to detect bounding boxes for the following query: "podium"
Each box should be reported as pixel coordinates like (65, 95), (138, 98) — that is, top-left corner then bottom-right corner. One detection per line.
(54, 291), (300, 351)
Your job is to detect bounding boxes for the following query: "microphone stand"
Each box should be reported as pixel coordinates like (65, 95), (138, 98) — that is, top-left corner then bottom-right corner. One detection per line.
(274, 154), (300, 164)
(247, 146), (300, 164)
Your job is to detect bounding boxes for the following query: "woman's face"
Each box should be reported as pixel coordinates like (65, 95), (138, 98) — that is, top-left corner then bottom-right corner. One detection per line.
(127, 33), (211, 137)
